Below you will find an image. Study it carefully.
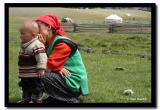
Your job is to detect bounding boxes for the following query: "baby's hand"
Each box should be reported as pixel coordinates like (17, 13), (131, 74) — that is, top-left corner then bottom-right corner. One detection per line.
(59, 68), (71, 78)
(37, 69), (45, 78)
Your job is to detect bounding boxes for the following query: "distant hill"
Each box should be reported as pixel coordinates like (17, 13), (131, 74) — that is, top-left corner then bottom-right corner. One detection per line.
(9, 7), (151, 24)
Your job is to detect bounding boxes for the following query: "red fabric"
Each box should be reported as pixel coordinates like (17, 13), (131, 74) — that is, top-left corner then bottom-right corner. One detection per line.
(47, 43), (71, 72)
(36, 14), (65, 37)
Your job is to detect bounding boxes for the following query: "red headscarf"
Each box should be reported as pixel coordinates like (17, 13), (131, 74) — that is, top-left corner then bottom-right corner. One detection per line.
(36, 14), (65, 36)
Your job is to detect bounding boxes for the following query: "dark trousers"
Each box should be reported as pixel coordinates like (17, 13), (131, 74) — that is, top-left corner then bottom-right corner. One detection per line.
(41, 72), (81, 103)
(19, 78), (44, 101)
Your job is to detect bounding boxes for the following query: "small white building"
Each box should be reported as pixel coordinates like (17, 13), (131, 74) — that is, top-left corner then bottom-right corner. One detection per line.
(105, 14), (123, 24)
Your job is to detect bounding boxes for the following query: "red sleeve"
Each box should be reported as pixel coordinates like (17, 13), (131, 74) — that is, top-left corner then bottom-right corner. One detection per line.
(47, 42), (71, 72)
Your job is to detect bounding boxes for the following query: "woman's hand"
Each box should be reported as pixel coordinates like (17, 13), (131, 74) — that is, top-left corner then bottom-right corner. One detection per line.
(59, 68), (71, 78)
(37, 34), (46, 44)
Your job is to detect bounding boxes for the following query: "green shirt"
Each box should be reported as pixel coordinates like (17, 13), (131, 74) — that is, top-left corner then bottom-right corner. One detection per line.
(47, 35), (89, 95)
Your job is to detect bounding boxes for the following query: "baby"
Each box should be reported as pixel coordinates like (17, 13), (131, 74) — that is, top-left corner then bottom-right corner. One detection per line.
(17, 20), (47, 103)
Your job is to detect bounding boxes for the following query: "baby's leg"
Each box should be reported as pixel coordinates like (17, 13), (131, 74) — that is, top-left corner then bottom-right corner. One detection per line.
(31, 78), (44, 103)
(17, 78), (32, 103)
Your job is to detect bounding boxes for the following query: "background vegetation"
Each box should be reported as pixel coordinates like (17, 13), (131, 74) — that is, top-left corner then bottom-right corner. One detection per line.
(9, 7), (151, 103)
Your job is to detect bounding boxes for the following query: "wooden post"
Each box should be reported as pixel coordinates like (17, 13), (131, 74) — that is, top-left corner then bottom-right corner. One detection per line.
(73, 23), (78, 32)
(109, 24), (113, 33)
(109, 24), (116, 33)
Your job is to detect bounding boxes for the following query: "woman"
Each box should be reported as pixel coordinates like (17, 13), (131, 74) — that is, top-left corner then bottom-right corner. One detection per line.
(35, 14), (89, 103)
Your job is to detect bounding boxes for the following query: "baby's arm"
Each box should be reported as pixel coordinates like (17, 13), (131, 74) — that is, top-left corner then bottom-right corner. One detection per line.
(37, 69), (45, 78)
(33, 43), (47, 78)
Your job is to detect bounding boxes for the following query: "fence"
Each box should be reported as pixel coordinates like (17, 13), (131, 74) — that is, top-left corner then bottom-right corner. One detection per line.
(61, 23), (151, 34)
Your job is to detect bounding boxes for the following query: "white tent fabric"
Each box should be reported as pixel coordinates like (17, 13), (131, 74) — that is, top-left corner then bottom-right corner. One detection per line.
(105, 14), (123, 24)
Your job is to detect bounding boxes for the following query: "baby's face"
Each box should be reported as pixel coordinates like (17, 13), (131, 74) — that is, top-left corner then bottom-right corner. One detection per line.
(19, 28), (34, 43)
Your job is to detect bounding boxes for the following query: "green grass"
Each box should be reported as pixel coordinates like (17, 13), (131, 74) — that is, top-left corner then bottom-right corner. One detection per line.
(9, 32), (151, 103)
(79, 52), (151, 103)
(69, 32), (151, 53)
(9, 8), (151, 103)
(70, 32), (151, 103)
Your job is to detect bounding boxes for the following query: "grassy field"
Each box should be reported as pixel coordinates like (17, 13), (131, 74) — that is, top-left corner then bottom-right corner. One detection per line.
(9, 8), (151, 103)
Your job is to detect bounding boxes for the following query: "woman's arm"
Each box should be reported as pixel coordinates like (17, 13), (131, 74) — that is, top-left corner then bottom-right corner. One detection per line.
(37, 34), (71, 77)
(47, 42), (71, 77)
